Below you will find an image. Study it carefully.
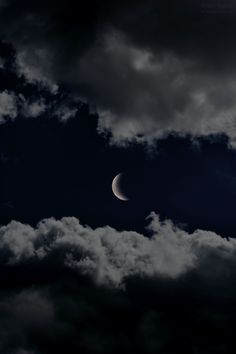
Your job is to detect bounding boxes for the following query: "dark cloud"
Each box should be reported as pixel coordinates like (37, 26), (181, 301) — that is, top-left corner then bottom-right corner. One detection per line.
(73, 32), (236, 145)
(0, 214), (236, 353)
(0, 1), (236, 144)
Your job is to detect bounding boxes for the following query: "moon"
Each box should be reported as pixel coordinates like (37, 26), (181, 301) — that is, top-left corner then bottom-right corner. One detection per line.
(112, 173), (129, 201)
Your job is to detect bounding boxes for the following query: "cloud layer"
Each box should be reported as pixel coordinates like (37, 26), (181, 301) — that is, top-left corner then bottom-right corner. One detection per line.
(1, 1), (236, 144)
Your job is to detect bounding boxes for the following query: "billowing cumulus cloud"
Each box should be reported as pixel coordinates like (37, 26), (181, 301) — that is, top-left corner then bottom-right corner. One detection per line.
(0, 212), (236, 287)
(0, 214), (236, 353)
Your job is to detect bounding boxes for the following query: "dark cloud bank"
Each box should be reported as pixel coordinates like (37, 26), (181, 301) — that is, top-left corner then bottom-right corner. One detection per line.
(1, 0), (236, 145)
(0, 213), (236, 354)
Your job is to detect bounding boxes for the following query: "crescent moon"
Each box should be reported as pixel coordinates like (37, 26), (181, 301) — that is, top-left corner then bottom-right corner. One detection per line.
(112, 173), (129, 201)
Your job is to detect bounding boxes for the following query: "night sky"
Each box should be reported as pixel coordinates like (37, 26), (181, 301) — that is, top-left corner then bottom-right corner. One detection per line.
(1, 1), (236, 353)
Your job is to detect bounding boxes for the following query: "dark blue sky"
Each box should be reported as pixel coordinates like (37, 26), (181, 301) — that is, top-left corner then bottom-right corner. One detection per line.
(1, 89), (236, 237)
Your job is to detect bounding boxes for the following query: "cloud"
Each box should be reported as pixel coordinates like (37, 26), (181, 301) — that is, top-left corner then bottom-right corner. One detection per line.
(19, 95), (46, 118)
(0, 214), (236, 353)
(0, 78), (78, 123)
(0, 90), (17, 123)
(0, 91), (46, 122)
(16, 50), (58, 94)
(2, 289), (54, 330)
(0, 213), (236, 287)
(0, 289), (54, 354)
(53, 105), (78, 122)
(1, 1), (236, 145)
(74, 32), (236, 146)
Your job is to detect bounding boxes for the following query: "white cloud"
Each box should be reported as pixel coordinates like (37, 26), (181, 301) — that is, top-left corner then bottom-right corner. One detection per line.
(0, 213), (236, 287)
(0, 90), (18, 123)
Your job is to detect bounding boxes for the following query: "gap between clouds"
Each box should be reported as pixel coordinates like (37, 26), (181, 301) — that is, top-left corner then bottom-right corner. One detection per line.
(1, 212), (235, 288)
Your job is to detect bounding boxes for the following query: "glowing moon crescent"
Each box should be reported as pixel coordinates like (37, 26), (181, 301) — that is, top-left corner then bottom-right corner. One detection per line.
(112, 173), (129, 201)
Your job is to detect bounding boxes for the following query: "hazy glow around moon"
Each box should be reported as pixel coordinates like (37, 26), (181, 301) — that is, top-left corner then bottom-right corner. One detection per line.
(112, 173), (129, 201)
